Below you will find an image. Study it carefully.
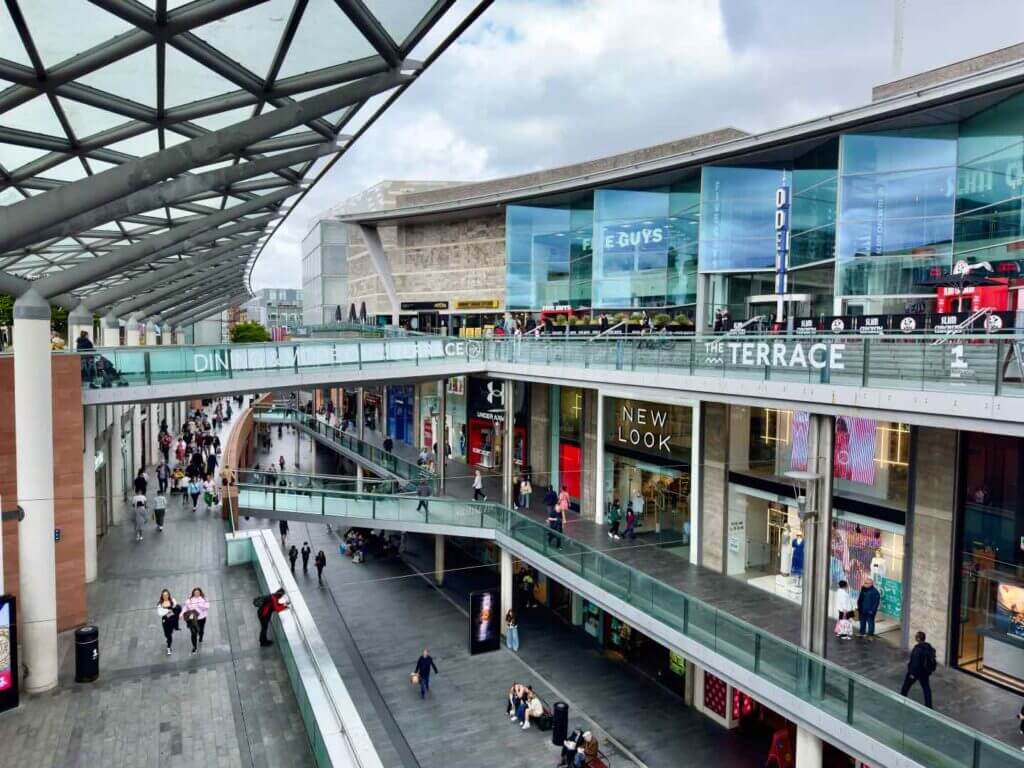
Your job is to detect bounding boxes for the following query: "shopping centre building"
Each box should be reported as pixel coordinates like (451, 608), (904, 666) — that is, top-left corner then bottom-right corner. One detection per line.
(325, 44), (1024, 697)
(6, 3), (1024, 765)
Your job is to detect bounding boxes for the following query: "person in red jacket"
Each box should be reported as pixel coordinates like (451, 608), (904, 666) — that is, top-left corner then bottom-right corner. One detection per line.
(257, 588), (289, 647)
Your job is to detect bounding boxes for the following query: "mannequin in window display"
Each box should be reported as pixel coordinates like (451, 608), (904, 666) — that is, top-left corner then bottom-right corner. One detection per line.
(791, 533), (805, 585)
(780, 525), (794, 576)
(870, 548), (887, 581)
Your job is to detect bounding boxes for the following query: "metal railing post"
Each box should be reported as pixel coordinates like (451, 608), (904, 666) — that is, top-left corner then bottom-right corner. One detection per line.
(846, 678), (855, 724)
(144, 350), (151, 385)
(861, 338), (870, 387)
(754, 634), (761, 674)
(357, 342), (363, 371)
(994, 339), (1003, 396)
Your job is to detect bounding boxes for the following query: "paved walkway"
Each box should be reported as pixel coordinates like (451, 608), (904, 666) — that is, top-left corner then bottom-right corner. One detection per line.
(306, 429), (1024, 749)
(0, 401), (314, 768)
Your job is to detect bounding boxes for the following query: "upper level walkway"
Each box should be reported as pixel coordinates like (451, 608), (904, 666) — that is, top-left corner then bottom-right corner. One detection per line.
(231, 470), (1024, 768)
(69, 333), (1024, 433)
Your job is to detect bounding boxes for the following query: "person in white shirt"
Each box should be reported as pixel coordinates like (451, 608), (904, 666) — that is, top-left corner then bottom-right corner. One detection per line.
(132, 493), (147, 541)
(472, 469), (487, 501)
(834, 579), (856, 639)
(153, 493), (168, 531)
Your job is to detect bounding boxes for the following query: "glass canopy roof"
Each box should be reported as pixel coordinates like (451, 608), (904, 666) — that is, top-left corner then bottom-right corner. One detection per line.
(0, 0), (483, 324)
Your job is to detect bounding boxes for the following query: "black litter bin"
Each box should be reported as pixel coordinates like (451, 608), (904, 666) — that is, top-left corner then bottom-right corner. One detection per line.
(75, 625), (99, 682)
(552, 700), (569, 746)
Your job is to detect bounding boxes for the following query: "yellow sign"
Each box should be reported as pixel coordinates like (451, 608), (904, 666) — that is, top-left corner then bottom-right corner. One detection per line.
(454, 299), (500, 310)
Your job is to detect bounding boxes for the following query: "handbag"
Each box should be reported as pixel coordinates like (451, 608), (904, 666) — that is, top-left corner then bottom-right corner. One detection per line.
(410, 672), (420, 685)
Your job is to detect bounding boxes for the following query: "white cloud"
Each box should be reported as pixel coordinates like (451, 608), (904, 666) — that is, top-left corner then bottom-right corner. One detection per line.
(252, 0), (1024, 289)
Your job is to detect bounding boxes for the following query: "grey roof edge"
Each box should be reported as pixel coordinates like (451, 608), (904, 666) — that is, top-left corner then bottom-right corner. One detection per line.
(389, 127), (749, 209)
(338, 56), (1024, 227)
(873, 41), (1024, 101)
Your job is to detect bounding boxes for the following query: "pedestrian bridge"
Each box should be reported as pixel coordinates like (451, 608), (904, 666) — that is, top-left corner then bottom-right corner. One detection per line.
(72, 333), (1024, 433)
(231, 475), (1019, 768)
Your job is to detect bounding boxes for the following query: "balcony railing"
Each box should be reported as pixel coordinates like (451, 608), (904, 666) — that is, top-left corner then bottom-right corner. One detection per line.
(233, 480), (1023, 768)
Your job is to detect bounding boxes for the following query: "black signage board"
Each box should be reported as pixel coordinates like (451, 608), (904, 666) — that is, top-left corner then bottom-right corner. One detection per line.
(469, 590), (500, 655)
(401, 301), (449, 311)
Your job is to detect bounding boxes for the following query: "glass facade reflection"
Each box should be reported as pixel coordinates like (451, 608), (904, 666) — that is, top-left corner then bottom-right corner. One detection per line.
(698, 165), (783, 271)
(836, 126), (957, 296)
(592, 181), (699, 308)
(506, 199), (592, 310)
(955, 92), (1024, 266)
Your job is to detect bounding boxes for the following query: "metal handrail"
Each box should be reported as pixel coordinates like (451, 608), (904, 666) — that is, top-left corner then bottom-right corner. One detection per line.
(588, 319), (626, 341)
(725, 315), (766, 335)
(932, 308), (992, 345)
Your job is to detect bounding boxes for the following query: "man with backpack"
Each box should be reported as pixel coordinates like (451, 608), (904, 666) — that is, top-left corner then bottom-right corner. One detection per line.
(255, 588), (289, 647)
(900, 630), (936, 708)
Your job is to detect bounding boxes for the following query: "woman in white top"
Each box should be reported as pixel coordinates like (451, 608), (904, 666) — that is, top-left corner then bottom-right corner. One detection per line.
(472, 469), (486, 501)
(833, 579), (856, 639)
(157, 589), (180, 655)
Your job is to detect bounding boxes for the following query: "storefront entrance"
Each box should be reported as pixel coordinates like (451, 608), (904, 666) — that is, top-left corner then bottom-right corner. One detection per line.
(606, 454), (690, 548)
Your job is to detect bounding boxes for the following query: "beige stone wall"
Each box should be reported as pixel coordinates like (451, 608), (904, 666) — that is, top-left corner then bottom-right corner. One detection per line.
(907, 426), (958, 662)
(528, 383), (551, 490)
(700, 402), (730, 572)
(347, 214), (506, 316)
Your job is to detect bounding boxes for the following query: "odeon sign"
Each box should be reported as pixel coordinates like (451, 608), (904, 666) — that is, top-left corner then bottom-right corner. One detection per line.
(704, 340), (845, 370)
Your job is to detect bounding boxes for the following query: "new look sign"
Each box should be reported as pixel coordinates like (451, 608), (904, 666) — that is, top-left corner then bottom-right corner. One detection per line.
(703, 340), (845, 370)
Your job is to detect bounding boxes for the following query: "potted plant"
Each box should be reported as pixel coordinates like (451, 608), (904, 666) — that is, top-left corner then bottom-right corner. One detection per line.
(653, 312), (671, 329)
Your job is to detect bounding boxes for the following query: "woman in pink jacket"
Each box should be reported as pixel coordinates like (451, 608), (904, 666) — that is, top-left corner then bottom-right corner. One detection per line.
(182, 587), (210, 653)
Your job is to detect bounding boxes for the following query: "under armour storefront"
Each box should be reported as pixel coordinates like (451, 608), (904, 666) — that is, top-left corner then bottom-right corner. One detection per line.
(466, 376), (529, 472)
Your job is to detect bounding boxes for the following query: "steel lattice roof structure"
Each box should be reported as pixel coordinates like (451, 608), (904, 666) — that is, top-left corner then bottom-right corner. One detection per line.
(0, 0), (488, 328)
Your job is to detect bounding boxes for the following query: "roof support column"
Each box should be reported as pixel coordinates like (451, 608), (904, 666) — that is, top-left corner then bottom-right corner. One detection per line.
(174, 326), (186, 346)
(102, 314), (121, 347)
(145, 320), (158, 347)
(68, 303), (95, 349)
(125, 315), (142, 347)
(358, 224), (400, 324)
(13, 288), (59, 692)
(82, 404), (98, 584)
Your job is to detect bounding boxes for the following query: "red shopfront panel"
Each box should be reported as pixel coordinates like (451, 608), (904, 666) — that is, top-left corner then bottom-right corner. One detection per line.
(559, 442), (581, 501)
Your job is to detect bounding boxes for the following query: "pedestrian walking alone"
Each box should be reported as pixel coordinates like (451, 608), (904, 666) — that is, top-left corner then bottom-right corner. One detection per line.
(301, 542), (311, 574)
(156, 459), (170, 494)
(182, 587), (209, 654)
(315, 550), (326, 585)
(153, 493), (167, 531)
(412, 649), (439, 699)
(157, 589), (180, 655)
(134, 468), (148, 495)
(900, 631), (936, 708)
(473, 469), (487, 501)
(288, 545), (299, 574)
(256, 588), (288, 647)
(279, 519), (289, 548)
(133, 493), (147, 541)
(416, 478), (430, 513)
(519, 476), (532, 509)
(857, 578), (881, 638)
(505, 609), (520, 652)
(187, 477), (201, 512)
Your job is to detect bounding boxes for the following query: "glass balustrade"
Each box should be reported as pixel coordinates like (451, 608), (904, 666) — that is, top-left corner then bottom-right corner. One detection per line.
(232, 479), (1024, 768)
(71, 334), (1024, 399)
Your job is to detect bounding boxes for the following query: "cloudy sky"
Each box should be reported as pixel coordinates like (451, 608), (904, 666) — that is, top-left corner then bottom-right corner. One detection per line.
(250, 0), (1024, 288)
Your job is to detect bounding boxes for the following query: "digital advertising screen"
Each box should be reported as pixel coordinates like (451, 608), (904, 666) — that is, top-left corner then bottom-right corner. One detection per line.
(995, 583), (1024, 639)
(834, 416), (878, 485)
(0, 595), (18, 713)
(469, 590), (500, 655)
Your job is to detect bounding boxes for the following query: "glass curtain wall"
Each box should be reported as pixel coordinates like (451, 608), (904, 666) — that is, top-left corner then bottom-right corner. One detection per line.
(836, 126), (957, 306)
(506, 199), (593, 310)
(955, 92), (1024, 268)
(591, 179), (699, 308)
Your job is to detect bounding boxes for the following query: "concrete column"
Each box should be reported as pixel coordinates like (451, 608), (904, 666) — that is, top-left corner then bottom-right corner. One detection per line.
(357, 386), (365, 441)
(500, 547), (513, 637)
(581, 388), (598, 519)
(795, 727), (823, 768)
(434, 534), (445, 585)
(356, 465), (364, 493)
(102, 314), (120, 347)
(144, 320), (157, 347)
(437, 380), (447, 494)
(109, 419), (125, 523)
(549, 384), (560, 490)
(13, 289), (59, 692)
(309, 429), (316, 471)
(381, 384), (389, 440)
(699, 402), (730, 572)
(799, 414), (834, 656)
(502, 380), (513, 508)
(82, 405), (98, 583)
(690, 403), (702, 565)
(594, 388), (605, 525)
(125, 314), (141, 346)
(68, 303), (94, 348)
(174, 325), (186, 345)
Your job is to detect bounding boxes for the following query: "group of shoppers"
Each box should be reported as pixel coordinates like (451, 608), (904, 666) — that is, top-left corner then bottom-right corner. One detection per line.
(157, 587), (210, 655)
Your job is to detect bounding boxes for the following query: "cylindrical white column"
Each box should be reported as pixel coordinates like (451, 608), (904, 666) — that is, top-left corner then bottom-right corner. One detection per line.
(13, 288), (58, 692)
(356, 465), (364, 493)
(500, 548), (513, 637)
(82, 405), (98, 583)
(795, 727), (823, 768)
(125, 314), (141, 346)
(434, 534), (444, 585)
(67, 304), (94, 349)
(144, 320), (157, 347)
(102, 314), (120, 347)
(174, 325), (186, 346)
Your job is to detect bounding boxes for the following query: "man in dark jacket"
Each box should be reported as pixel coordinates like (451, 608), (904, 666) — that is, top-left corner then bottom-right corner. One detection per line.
(416, 479), (430, 513)
(900, 631), (936, 708)
(413, 648), (439, 699)
(301, 542), (311, 574)
(857, 578), (881, 638)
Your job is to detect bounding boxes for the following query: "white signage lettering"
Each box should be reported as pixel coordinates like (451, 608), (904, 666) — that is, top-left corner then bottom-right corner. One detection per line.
(703, 340), (845, 370)
(616, 405), (673, 453)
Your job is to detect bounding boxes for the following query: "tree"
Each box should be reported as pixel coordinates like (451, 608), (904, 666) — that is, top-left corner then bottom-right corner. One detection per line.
(230, 320), (271, 343)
